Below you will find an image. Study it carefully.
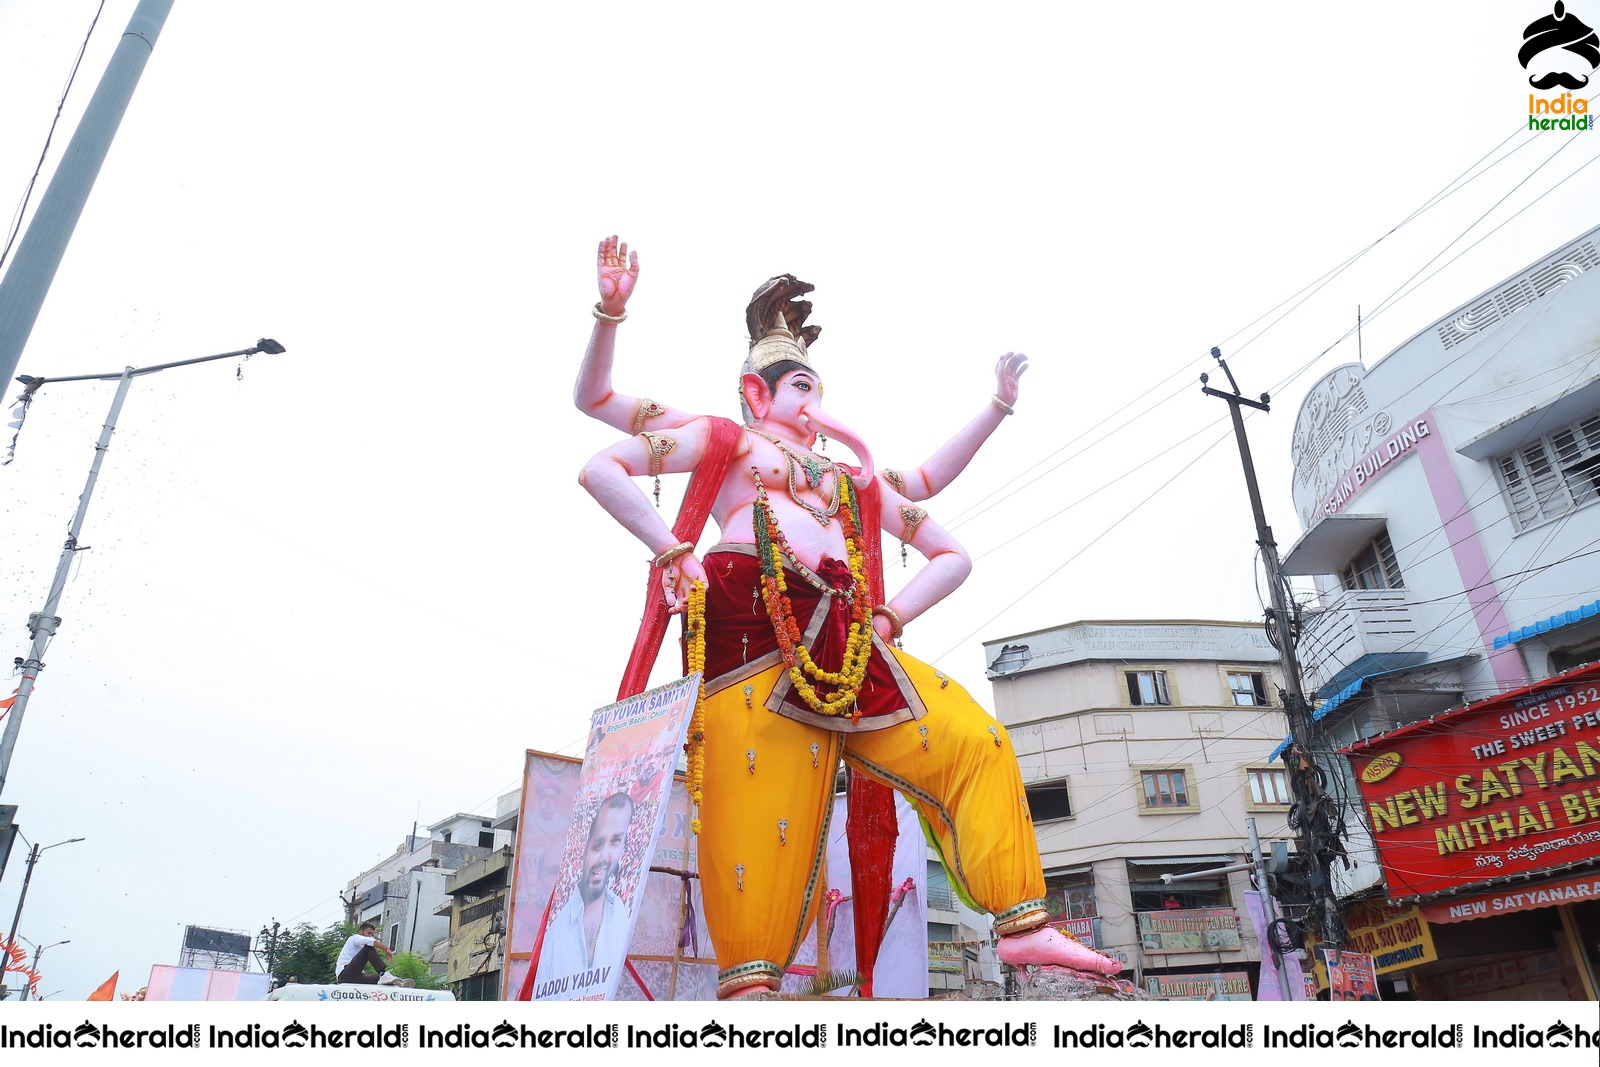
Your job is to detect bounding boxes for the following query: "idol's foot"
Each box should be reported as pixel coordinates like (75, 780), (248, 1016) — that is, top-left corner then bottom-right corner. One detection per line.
(998, 925), (1122, 975)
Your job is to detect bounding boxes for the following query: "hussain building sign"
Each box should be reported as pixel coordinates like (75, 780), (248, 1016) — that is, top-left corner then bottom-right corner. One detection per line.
(1344, 661), (1600, 899)
(1314, 415), (1433, 520)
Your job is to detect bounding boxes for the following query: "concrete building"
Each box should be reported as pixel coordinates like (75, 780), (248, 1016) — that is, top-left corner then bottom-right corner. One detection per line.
(1281, 222), (1600, 999)
(439, 790), (521, 999)
(924, 857), (1002, 995)
(984, 619), (1295, 999)
(343, 812), (513, 977)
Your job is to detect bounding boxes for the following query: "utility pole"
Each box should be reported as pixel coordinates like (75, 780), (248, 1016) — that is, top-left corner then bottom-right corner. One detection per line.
(1201, 347), (1347, 945)
(257, 919), (281, 984)
(0, 0), (176, 391)
(0, 835), (84, 994)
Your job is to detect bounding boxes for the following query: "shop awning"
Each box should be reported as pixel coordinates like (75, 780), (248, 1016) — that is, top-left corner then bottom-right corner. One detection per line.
(1265, 655), (1474, 761)
(1493, 597), (1600, 649)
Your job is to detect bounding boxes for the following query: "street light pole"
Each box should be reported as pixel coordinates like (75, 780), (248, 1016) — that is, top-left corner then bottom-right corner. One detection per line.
(19, 938), (69, 1002)
(0, 339), (285, 796)
(0, 835), (83, 995)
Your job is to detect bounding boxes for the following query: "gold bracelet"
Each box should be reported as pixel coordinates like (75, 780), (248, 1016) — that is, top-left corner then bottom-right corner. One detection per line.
(652, 541), (694, 568)
(593, 302), (627, 324)
(873, 604), (905, 640)
(991, 394), (1014, 416)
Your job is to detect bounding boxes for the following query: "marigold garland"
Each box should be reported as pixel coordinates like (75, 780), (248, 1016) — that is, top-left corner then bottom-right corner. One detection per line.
(751, 468), (873, 721)
(685, 579), (708, 834)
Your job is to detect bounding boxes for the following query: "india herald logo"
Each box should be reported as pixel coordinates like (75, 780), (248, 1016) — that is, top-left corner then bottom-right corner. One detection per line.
(1520, 2), (1600, 89)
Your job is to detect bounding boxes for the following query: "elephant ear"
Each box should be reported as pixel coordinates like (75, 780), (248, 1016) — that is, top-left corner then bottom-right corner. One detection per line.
(746, 274), (820, 348)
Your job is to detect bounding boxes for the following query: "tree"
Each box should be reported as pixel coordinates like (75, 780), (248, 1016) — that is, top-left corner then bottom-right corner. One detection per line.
(385, 950), (448, 990)
(269, 922), (347, 987)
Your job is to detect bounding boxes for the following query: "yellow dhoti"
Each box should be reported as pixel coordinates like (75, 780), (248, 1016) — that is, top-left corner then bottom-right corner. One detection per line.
(697, 647), (1047, 996)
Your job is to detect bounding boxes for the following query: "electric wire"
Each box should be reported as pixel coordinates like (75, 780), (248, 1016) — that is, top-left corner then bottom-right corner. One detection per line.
(0, 1), (106, 275)
(929, 140), (1600, 670)
(940, 101), (1594, 535)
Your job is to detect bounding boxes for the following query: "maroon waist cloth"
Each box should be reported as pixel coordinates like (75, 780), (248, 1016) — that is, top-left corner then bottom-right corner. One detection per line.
(685, 546), (919, 728)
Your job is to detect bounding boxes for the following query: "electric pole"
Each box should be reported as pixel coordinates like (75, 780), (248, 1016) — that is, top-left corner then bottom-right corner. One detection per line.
(257, 919), (282, 985)
(1202, 347), (1347, 946)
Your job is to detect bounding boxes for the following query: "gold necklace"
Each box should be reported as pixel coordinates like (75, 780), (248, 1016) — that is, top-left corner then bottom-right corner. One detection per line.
(747, 428), (840, 527)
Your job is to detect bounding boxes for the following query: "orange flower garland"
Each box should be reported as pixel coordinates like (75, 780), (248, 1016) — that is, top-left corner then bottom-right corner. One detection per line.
(685, 579), (708, 834)
(752, 469), (873, 721)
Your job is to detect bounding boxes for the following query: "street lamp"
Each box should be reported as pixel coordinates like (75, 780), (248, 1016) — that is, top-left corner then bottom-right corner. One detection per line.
(0, 834), (84, 994)
(0, 338), (286, 796)
(13, 935), (69, 1002)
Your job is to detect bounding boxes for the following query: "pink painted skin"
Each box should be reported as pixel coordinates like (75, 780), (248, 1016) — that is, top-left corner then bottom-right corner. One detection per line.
(794, 401), (874, 487)
(997, 926), (1124, 975)
(575, 236), (1027, 504)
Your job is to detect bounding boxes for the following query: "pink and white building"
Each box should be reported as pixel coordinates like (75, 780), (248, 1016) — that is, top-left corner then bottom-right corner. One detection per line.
(1282, 222), (1600, 999)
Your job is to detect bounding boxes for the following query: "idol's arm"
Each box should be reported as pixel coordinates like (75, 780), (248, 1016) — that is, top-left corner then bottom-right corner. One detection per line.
(574, 234), (696, 434)
(871, 485), (972, 642)
(578, 417), (714, 610)
(885, 352), (1026, 500)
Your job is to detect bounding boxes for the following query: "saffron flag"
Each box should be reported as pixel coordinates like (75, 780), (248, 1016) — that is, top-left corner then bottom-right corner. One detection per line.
(87, 972), (117, 1001)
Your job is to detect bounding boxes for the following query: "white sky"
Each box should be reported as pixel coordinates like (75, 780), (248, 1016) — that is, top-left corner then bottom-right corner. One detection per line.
(0, 0), (1594, 1000)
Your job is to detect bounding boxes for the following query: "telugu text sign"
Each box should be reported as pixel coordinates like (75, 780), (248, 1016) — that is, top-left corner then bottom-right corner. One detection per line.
(1345, 662), (1600, 899)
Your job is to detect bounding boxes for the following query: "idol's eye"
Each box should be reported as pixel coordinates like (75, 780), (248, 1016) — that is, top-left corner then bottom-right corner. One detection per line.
(792, 380), (812, 392)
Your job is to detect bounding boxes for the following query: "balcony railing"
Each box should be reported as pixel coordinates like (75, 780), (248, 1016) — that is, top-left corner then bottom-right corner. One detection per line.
(1298, 589), (1417, 695)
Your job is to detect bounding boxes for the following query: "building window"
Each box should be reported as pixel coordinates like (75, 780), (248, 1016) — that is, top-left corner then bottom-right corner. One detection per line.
(1341, 530), (1404, 591)
(1127, 858), (1234, 911)
(926, 861), (955, 911)
(1138, 768), (1194, 811)
(478, 831), (495, 849)
(456, 970), (500, 1001)
(1126, 670), (1172, 706)
(1496, 411), (1600, 531)
(1246, 766), (1292, 806)
(1024, 778), (1073, 822)
(459, 896), (504, 926)
(1043, 870), (1098, 921)
(1226, 670), (1268, 706)
(1551, 641), (1600, 674)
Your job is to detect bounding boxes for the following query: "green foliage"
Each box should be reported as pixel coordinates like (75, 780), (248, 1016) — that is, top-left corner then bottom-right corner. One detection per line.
(385, 950), (449, 990)
(801, 969), (861, 997)
(263, 921), (446, 989)
(268, 921), (348, 987)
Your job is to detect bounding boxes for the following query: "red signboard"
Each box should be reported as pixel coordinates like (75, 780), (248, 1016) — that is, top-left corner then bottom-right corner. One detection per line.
(1343, 661), (1600, 900)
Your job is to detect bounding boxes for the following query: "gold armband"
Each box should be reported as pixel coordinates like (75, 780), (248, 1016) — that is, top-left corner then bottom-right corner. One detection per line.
(592, 302), (627, 324)
(631, 398), (667, 434)
(898, 505), (928, 542)
(991, 394), (1015, 416)
(639, 431), (677, 477)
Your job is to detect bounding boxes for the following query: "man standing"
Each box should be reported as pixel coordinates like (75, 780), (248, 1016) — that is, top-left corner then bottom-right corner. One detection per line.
(578, 253), (1123, 998)
(335, 922), (410, 986)
(534, 793), (636, 994)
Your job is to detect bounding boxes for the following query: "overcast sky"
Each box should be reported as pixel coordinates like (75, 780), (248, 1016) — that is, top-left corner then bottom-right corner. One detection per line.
(0, 1), (1595, 1001)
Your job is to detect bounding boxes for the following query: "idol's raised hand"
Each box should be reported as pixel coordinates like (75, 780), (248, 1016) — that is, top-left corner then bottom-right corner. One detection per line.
(597, 234), (640, 316)
(994, 351), (1028, 409)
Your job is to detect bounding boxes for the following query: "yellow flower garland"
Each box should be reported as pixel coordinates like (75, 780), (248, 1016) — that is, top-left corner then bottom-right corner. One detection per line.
(753, 472), (874, 719)
(685, 580), (708, 834)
